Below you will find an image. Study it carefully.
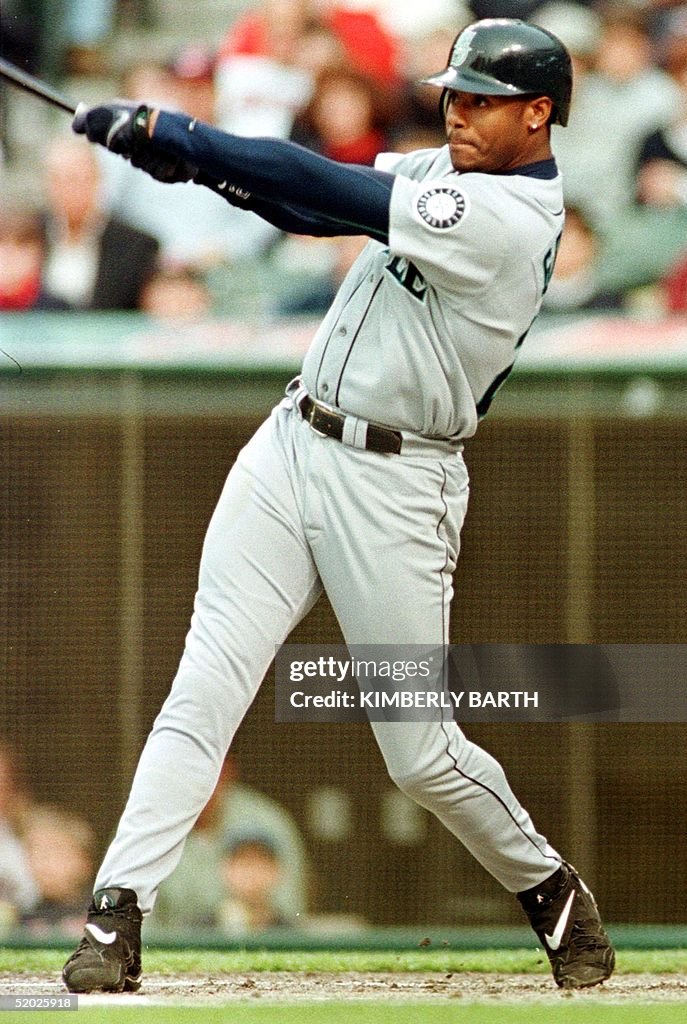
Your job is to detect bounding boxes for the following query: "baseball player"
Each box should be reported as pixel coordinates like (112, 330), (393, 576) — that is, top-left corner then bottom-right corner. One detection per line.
(62, 19), (614, 993)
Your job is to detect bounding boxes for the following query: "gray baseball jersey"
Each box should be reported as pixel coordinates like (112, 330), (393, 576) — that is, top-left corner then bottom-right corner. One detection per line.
(302, 146), (564, 439)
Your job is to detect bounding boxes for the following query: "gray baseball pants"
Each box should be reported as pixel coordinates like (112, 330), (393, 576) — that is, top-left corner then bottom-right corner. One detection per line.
(96, 394), (562, 913)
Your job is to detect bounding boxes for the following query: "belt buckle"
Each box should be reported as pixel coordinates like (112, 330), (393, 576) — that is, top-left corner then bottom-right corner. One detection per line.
(302, 397), (329, 438)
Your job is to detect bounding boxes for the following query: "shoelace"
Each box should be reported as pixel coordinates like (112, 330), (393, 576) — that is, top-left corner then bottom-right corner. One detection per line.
(566, 920), (609, 953)
(90, 903), (140, 924)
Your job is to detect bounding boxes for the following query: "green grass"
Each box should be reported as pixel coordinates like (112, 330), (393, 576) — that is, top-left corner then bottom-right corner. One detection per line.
(2, 948), (686, 975)
(4, 1006), (687, 1024)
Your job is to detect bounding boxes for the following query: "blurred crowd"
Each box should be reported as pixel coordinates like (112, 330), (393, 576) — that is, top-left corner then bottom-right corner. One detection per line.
(0, 740), (94, 937)
(0, 741), (310, 939)
(3, 0), (687, 319)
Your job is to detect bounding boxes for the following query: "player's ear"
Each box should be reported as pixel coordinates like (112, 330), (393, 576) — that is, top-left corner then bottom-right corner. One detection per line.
(525, 96), (554, 132)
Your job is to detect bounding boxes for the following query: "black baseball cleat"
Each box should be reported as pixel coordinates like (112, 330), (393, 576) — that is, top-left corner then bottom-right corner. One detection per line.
(518, 862), (615, 989)
(62, 888), (143, 993)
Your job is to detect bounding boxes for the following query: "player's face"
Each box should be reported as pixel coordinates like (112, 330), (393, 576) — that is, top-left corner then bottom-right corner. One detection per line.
(444, 91), (552, 173)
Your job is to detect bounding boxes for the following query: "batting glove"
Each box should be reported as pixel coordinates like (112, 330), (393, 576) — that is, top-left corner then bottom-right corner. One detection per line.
(72, 101), (152, 156)
(129, 146), (198, 184)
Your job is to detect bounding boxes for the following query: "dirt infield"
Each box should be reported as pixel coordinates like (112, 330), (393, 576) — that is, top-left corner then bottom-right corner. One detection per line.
(2, 972), (686, 1005)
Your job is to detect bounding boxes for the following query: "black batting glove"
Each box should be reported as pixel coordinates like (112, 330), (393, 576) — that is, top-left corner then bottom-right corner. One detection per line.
(72, 101), (152, 156)
(130, 146), (198, 184)
(73, 102), (197, 183)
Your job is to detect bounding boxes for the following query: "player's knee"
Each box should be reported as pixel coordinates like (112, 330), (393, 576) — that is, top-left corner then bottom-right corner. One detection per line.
(386, 764), (435, 804)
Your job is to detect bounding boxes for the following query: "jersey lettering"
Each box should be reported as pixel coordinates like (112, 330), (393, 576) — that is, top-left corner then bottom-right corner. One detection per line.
(475, 362), (515, 419)
(542, 231), (562, 294)
(476, 326), (531, 418)
(385, 255), (428, 302)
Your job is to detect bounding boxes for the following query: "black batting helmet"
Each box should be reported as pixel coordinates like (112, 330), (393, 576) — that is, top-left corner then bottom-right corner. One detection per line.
(422, 18), (573, 127)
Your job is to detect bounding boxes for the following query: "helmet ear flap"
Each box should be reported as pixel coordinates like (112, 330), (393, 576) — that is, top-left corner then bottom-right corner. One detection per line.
(440, 87), (450, 122)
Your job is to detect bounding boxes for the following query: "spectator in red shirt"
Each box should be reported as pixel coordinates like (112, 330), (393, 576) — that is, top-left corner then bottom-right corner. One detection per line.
(0, 205), (67, 311)
(220, 1), (400, 84)
(215, 0), (401, 138)
(290, 66), (395, 165)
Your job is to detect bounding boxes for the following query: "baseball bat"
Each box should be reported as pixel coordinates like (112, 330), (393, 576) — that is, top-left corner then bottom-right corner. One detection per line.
(0, 57), (77, 115)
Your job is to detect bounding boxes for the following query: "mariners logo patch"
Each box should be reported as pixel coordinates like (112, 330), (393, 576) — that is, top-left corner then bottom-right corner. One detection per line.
(415, 187), (467, 230)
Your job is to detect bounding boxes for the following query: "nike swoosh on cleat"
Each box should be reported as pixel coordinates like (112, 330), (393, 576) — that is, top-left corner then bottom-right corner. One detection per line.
(578, 876), (593, 897)
(544, 890), (575, 951)
(85, 923), (118, 945)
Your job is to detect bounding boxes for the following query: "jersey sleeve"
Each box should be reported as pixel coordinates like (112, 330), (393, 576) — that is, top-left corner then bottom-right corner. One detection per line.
(387, 173), (508, 295)
(374, 152), (409, 174)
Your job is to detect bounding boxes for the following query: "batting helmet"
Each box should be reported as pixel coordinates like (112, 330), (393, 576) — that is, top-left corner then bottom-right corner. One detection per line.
(422, 18), (573, 127)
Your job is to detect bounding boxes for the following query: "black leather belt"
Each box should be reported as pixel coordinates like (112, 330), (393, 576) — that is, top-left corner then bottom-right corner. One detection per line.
(297, 393), (402, 455)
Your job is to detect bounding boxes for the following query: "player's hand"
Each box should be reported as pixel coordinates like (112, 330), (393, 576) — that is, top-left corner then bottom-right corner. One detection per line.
(72, 101), (153, 156)
(130, 146), (198, 184)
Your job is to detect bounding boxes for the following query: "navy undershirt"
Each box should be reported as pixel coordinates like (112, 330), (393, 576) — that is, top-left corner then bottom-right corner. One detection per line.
(500, 158), (558, 179)
(152, 111), (559, 241)
(153, 111), (394, 240)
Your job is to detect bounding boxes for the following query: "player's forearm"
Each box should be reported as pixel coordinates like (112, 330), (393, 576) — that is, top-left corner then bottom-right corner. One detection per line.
(150, 110), (393, 238)
(243, 199), (370, 237)
(194, 172), (382, 240)
(250, 199), (383, 239)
